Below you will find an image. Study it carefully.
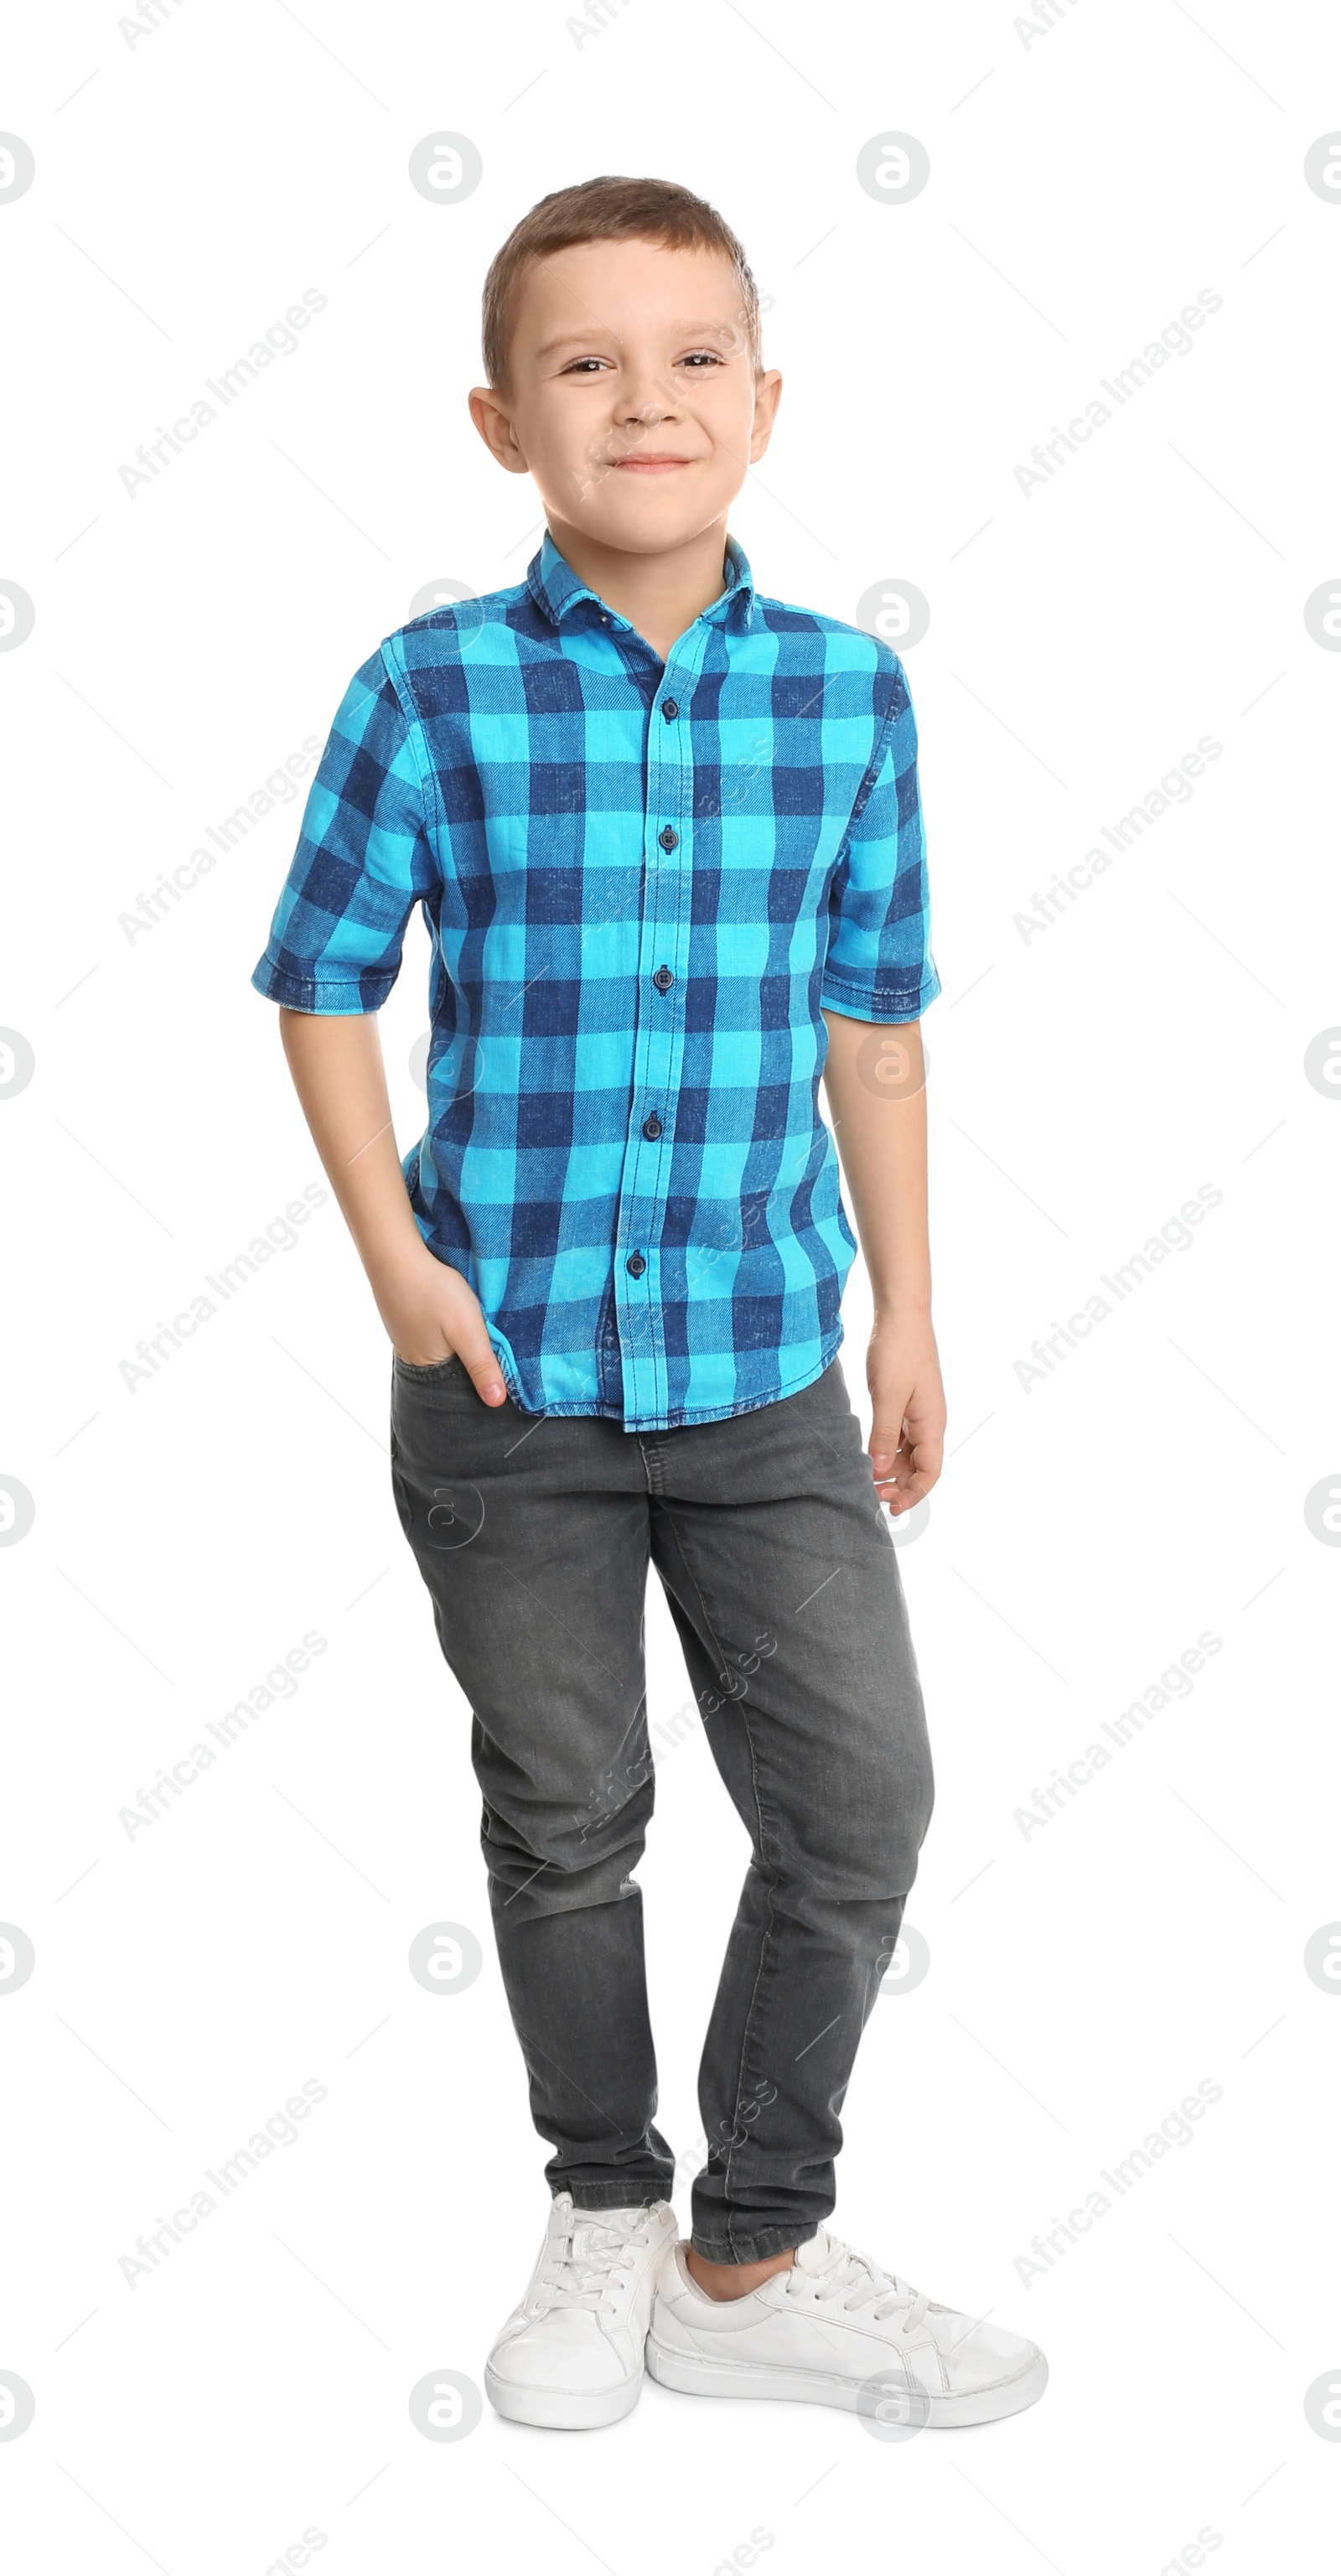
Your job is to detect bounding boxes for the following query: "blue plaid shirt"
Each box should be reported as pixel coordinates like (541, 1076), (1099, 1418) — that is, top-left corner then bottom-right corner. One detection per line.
(252, 534), (939, 1431)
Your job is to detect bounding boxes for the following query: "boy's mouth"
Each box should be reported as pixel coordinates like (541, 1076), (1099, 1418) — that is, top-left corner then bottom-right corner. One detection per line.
(613, 454), (694, 474)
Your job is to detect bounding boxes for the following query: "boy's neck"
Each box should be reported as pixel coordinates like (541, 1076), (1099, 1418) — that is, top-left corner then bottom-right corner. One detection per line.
(543, 513), (733, 664)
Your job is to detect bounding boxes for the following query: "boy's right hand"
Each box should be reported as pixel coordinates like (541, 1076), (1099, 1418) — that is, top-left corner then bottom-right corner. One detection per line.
(273, 1010), (509, 1406)
(376, 1247), (508, 1405)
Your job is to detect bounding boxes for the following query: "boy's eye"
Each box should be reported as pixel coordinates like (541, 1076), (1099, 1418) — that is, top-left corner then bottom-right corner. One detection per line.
(559, 349), (725, 375)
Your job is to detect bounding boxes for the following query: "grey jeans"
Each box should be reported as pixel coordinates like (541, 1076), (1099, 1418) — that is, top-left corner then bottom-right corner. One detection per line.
(390, 1353), (935, 2263)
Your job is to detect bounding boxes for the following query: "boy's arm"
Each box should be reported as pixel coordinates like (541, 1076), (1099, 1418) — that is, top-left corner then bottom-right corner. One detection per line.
(277, 1009), (507, 1404)
(820, 1012), (945, 1514)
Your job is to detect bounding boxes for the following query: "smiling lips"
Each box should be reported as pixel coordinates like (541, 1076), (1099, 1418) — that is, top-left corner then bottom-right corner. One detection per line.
(613, 454), (694, 472)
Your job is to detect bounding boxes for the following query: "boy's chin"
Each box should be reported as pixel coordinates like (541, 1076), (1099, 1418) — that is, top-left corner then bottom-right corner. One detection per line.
(561, 490), (731, 552)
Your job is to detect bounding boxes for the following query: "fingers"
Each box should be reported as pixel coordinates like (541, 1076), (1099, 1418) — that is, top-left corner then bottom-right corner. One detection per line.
(452, 1316), (508, 1406)
(381, 1252), (510, 1404)
(871, 1428), (943, 1513)
(868, 1417), (905, 1480)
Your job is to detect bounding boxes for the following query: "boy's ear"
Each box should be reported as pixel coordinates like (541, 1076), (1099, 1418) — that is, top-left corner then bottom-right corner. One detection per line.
(468, 385), (530, 474)
(748, 368), (783, 465)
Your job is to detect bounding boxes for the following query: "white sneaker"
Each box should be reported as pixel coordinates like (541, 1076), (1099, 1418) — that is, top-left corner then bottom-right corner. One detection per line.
(484, 2194), (679, 2429)
(646, 2222), (1048, 2428)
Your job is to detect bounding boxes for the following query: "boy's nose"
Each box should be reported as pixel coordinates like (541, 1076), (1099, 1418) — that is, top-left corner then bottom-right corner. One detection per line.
(616, 377), (679, 428)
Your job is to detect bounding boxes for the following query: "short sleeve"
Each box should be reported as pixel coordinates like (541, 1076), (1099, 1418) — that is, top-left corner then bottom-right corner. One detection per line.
(251, 646), (438, 1014)
(821, 657), (940, 1024)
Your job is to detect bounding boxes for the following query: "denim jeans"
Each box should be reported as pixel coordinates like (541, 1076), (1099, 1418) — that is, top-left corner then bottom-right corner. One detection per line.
(390, 1353), (935, 2263)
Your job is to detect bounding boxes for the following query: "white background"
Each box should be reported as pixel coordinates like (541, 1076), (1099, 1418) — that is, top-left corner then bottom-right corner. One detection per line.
(3, 3), (1338, 2570)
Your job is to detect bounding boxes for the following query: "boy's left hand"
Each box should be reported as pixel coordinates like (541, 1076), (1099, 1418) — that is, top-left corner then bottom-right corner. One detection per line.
(867, 1313), (946, 1514)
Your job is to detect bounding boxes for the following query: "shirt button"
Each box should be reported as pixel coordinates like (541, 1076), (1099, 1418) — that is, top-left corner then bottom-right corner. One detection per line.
(652, 966), (674, 993)
(658, 826), (679, 851)
(642, 1112), (663, 1139)
(626, 1252), (646, 1278)
(662, 699), (679, 720)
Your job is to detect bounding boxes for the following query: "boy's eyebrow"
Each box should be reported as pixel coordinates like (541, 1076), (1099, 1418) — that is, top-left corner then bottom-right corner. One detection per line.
(535, 329), (611, 356)
(534, 318), (741, 358)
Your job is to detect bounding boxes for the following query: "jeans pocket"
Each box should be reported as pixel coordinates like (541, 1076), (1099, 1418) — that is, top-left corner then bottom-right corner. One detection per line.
(392, 1351), (466, 1383)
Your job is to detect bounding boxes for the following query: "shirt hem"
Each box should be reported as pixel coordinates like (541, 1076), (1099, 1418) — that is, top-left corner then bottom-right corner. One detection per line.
(821, 965), (941, 1022)
(251, 960), (393, 1013)
(499, 1331), (845, 1434)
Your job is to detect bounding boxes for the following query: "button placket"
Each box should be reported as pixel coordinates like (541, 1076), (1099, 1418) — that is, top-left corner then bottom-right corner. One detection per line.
(616, 656), (698, 1421)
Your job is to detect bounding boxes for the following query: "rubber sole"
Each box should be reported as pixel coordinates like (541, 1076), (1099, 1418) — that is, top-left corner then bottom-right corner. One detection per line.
(484, 2361), (643, 2431)
(645, 2335), (1049, 2428)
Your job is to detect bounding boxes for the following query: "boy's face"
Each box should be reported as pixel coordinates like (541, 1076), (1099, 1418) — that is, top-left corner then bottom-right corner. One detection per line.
(469, 238), (781, 555)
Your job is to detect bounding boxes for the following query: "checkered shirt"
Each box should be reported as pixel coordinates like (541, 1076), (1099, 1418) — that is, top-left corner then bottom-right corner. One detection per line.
(251, 533), (939, 1429)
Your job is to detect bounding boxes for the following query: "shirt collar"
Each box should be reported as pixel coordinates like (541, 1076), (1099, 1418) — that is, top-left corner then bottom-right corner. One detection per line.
(526, 528), (756, 637)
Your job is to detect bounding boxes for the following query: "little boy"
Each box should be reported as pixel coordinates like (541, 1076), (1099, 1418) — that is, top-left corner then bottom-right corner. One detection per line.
(252, 175), (1047, 2433)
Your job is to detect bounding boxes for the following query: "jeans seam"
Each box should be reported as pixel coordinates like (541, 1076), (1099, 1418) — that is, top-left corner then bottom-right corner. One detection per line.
(655, 1500), (779, 2262)
(691, 2222), (811, 2263)
(722, 1690), (777, 2260)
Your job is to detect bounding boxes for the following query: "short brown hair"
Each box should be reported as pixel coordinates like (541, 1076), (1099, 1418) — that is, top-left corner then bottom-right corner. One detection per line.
(481, 174), (762, 391)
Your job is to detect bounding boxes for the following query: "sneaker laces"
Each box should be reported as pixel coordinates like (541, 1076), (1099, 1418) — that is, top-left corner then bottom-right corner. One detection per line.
(536, 2206), (659, 2314)
(785, 2230), (931, 2332)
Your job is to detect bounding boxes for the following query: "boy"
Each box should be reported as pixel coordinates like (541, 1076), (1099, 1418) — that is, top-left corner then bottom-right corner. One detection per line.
(252, 176), (1047, 2433)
